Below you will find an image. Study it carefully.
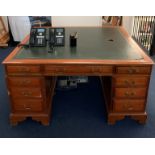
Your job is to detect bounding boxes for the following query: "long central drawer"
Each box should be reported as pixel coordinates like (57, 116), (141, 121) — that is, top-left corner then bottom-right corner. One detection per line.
(44, 65), (113, 75)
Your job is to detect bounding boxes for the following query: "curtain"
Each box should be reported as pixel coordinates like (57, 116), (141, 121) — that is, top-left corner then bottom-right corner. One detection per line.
(8, 16), (31, 41)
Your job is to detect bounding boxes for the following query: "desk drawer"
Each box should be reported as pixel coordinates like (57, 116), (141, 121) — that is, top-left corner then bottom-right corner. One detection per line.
(113, 99), (145, 112)
(114, 88), (147, 99)
(7, 77), (42, 87)
(44, 65), (113, 75)
(116, 66), (151, 74)
(6, 65), (41, 74)
(114, 76), (149, 87)
(10, 87), (42, 98)
(13, 99), (43, 112)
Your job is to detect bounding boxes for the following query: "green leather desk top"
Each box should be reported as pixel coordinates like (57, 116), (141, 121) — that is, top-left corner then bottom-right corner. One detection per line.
(14, 27), (143, 60)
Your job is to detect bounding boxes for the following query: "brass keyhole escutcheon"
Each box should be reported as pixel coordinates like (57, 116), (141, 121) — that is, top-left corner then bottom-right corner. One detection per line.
(125, 80), (129, 84)
(132, 81), (135, 86)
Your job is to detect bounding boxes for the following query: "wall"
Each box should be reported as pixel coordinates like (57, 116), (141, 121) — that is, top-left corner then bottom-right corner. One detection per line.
(122, 16), (134, 35)
(7, 16), (134, 41)
(8, 16), (31, 41)
(52, 16), (102, 26)
(53, 16), (135, 35)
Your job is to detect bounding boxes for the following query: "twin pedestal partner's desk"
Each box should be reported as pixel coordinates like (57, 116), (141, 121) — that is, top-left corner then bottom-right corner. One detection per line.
(3, 27), (154, 125)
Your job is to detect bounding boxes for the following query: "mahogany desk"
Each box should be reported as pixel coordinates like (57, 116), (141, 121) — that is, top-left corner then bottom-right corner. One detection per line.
(3, 27), (154, 125)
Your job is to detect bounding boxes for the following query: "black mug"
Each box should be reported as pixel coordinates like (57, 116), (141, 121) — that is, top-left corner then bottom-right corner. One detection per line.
(70, 32), (77, 47)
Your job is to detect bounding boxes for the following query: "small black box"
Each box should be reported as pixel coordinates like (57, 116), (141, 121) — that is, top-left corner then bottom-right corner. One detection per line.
(70, 33), (77, 47)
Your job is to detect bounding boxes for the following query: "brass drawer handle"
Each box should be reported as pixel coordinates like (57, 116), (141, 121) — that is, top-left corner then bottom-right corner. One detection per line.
(124, 80), (135, 86)
(92, 68), (100, 73)
(25, 107), (31, 110)
(131, 81), (135, 86)
(131, 92), (135, 96)
(123, 103), (133, 111)
(125, 92), (129, 96)
(24, 105), (31, 110)
(128, 107), (133, 111)
(56, 68), (66, 73)
(21, 80), (31, 85)
(125, 91), (135, 97)
(19, 67), (30, 72)
(124, 80), (129, 85)
(21, 91), (32, 96)
(128, 68), (137, 74)
(123, 106), (133, 111)
(128, 68), (133, 73)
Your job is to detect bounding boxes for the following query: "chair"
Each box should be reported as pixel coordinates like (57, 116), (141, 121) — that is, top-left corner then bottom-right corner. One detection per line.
(102, 16), (122, 26)
(0, 16), (9, 47)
